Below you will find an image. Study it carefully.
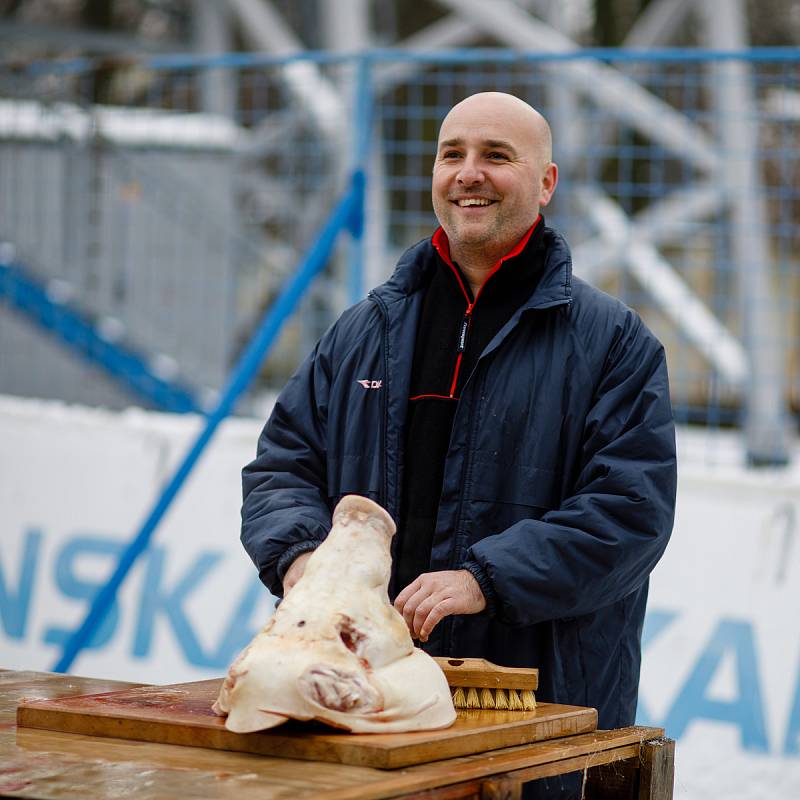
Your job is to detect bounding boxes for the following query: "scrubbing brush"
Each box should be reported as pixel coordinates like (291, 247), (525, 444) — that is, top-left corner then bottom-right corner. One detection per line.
(433, 657), (538, 711)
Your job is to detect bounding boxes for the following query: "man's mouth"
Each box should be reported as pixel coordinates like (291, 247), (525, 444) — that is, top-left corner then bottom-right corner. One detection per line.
(453, 197), (496, 208)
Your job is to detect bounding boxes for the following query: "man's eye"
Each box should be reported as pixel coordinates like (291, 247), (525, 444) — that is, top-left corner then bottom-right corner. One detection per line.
(442, 151), (462, 159)
(487, 152), (508, 160)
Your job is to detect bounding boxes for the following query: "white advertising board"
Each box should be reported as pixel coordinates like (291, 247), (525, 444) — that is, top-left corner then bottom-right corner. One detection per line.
(1, 394), (798, 798)
(0, 395), (274, 684)
(640, 458), (800, 798)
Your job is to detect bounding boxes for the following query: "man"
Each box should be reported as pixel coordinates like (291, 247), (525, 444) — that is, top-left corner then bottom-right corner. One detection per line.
(241, 93), (676, 797)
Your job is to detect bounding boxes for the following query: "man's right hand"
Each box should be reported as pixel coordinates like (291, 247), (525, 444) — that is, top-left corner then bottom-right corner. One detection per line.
(282, 551), (313, 595)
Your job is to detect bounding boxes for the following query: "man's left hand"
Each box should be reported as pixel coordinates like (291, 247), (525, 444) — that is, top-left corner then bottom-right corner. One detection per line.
(394, 570), (486, 643)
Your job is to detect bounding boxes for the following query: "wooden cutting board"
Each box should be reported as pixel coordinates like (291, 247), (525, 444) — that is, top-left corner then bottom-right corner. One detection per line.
(16, 679), (597, 769)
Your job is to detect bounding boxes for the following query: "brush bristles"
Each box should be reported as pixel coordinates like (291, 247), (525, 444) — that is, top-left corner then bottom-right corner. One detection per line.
(451, 686), (536, 710)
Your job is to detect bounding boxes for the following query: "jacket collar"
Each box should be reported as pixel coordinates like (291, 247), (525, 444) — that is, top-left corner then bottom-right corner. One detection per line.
(371, 221), (573, 312)
(431, 218), (541, 306)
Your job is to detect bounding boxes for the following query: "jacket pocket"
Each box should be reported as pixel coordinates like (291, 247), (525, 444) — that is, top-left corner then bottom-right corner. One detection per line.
(469, 453), (560, 510)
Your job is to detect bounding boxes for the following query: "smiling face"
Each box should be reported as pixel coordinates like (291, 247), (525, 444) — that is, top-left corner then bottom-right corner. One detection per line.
(432, 93), (558, 264)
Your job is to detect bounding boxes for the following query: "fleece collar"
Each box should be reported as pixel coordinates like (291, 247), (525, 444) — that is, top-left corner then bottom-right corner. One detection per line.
(372, 219), (573, 312)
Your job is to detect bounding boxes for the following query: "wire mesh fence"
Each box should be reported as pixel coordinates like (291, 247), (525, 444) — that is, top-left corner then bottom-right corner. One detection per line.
(0, 50), (797, 461)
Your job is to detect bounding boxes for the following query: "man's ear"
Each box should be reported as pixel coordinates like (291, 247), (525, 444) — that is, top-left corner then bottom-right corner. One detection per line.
(539, 162), (558, 207)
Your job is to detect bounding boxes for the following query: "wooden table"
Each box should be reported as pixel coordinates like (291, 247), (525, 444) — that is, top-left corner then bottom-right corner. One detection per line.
(1, 670), (674, 799)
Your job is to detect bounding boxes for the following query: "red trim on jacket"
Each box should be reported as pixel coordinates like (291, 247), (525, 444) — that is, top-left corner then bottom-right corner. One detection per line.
(409, 393), (458, 402)
(431, 215), (541, 304)
(448, 352), (464, 397)
(430, 215), (542, 398)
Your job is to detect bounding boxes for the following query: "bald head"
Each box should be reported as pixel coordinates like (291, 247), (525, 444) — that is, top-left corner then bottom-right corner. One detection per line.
(431, 92), (558, 273)
(438, 92), (553, 166)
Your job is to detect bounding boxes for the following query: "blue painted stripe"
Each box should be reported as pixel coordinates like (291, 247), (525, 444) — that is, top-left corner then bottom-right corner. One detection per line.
(0, 261), (201, 414)
(9, 47), (800, 78)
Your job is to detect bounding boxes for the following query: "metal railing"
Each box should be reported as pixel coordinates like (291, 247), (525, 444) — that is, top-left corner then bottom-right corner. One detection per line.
(2, 49), (797, 447)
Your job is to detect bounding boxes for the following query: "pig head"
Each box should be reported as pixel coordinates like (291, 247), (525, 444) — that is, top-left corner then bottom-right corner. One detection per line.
(213, 495), (456, 733)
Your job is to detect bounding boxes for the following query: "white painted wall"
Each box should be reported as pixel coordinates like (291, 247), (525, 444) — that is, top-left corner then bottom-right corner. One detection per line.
(1, 394), (798, 798)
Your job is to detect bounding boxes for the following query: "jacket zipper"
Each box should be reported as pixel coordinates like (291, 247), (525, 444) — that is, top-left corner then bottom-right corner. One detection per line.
(441, 298), (478, 654)
(444, 365), (483, 655)
(440, 299), (572, 655)
(435, 216), (547, 401)
(449, 305), (473, 398)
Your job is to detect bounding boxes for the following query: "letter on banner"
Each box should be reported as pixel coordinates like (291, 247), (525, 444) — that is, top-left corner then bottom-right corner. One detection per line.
(133, 547), (221, 665)
(0, 529), (42, 639)
(44, 536), (123, 649)
(663, 619), (768, 752)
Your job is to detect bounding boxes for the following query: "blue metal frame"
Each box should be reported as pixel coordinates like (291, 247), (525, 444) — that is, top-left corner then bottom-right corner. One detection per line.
(14, 47), (800, 76)
(347, 56), (373, 305)
(0, 260), (202, 414)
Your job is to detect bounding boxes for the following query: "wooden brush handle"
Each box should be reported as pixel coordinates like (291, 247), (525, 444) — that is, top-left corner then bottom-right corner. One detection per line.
(432, 657), (539, 690)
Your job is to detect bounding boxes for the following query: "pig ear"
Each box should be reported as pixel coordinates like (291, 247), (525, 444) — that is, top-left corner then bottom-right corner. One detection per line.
(298, 663), (383, 713)
(224, 707), (288, 733)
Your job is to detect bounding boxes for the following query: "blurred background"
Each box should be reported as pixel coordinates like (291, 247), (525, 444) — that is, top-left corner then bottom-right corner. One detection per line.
(1, 2), (799, 799)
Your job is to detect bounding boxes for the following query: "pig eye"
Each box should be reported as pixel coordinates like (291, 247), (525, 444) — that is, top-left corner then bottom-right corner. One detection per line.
(297, 620), (306, 627)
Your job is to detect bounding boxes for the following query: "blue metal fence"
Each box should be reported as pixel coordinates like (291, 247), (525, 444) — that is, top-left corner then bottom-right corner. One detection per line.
(2, 49), (797, 433)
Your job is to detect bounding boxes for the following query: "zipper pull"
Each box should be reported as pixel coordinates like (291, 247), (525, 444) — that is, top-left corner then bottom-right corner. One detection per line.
(457, 314), (470, 352)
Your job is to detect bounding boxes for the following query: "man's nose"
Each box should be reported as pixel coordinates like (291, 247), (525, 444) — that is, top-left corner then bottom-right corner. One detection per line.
(457, 154), (484, 186)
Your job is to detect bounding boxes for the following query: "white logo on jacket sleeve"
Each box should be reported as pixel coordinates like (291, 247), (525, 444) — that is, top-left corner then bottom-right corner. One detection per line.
(357, 379), (383, 389)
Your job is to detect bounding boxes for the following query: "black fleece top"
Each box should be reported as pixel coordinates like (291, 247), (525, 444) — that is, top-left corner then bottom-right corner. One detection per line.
(395, 216), (547, 593)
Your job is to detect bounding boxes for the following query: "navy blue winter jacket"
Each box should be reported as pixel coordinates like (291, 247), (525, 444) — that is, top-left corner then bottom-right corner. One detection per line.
(241, 226), (677, 730)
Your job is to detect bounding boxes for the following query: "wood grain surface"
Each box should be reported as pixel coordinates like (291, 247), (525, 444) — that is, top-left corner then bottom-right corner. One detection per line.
(17, 677), (596, 768)
(3, 671), (667, 800)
